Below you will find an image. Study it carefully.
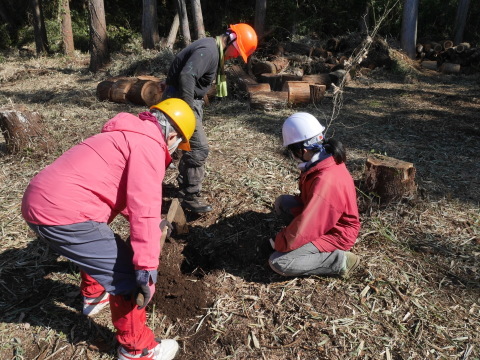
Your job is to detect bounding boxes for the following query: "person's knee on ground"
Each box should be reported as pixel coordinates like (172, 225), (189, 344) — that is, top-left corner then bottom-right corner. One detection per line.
(268, 246), (349, 277)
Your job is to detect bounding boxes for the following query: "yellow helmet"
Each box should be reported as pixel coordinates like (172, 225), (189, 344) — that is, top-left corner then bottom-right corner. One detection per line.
(150, 98), (195, 151)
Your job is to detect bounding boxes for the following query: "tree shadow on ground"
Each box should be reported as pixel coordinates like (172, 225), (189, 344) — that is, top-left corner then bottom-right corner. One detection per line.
(0, 237), (116, 357)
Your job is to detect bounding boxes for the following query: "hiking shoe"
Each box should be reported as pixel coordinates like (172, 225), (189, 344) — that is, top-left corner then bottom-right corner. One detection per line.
(83, 291), (110, 317)
(339, 252), (360, 279)
(180, 192), (213, 213)
(117, 340), (179, 360)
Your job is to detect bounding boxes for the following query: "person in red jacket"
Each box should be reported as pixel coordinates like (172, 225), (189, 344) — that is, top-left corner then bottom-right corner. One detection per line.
(269, 112), (361, 278)
(21, 98), (195, 360)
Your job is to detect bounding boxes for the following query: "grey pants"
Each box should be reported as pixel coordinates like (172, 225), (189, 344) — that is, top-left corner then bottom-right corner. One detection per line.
(269, 195), (346, 276)
(163, 86), (209, 194)
(269, 243), (345, 276)
(27, 221), (136, 295)
(177, 99), (209, 194)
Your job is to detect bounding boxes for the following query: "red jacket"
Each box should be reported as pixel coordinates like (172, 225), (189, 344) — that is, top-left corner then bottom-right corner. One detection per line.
(22, 112), (171, 271)
(274, 156), (360, 253)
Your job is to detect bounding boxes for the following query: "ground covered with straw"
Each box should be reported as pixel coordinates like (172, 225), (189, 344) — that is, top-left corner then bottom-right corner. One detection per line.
(0, 49), (479, 360)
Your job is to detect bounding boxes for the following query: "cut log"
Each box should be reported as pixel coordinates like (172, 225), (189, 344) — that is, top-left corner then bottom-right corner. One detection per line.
(280, 74), (303, 89)
(302, 74), (332, 89)
(455, 42), (471, 53)
(110, 78), (138, 103)
(137, 75), (163, 82)
(252, 60), (276, 76)
(246, 83), (271, 94)
(421, 60), (438, 70)
(439, 62), (460, 74)
(249, 91), (288, 111)
(429, 42), (443, 52)
(443, 40), (454, 50)
(126, 80), (163, 106)
(251, 56), (289, 76)
(309, 84), (326, 104)
(96, 80), (114, 101)
(226, 64), (258, 92)
(364, 154), (416, 202)
(259, 73), (283, 91)
(282, 81), (311, 105)
(0, 108), (52, 154)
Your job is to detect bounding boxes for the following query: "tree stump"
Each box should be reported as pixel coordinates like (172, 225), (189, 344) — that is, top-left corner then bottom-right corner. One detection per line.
(110, 78), (138, 103)
(282, 81), (311, 105)
(0, 108), (52, 154)
(249, 91), (288, 111)
(364, 154), (416, 202)
(309, 84), (326, 104)
(126, 80), (163, 106)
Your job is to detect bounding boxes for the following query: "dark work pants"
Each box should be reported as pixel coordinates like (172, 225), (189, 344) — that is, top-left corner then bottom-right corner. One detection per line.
(177, 99), (209, 194)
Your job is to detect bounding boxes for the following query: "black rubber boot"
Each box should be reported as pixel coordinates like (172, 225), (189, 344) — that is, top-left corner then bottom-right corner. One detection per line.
(180, 192), (213, 213)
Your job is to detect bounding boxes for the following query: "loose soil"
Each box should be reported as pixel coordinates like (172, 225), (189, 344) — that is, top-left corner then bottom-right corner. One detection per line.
(0, 50), (479, 360)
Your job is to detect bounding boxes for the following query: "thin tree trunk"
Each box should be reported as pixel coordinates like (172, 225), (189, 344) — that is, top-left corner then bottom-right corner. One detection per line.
(453, 0), (471, 45)
(88, 0), (109, 72)
(190, 0), (205, 39)
(254, 0), (266, 40)
(30, 0), (49, 55)
(359, 3), (370, 33)
(60, 0), (74, 56)
(142, 0), (160, 49)
(166, 12), (179, 49)
(400, 0), (419, 59)
(175, 0), (191, 46)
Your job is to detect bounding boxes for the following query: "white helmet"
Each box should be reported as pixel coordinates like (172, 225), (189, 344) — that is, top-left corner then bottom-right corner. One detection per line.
(282, 112), (325, 146)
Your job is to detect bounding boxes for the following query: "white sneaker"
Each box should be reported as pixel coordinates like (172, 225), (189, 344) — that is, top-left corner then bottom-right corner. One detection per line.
(82, 291), (110, 317)
(117, 340), (179, 360)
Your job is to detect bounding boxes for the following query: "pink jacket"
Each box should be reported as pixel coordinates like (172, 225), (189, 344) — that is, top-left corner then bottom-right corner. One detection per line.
(22, 112), (171, 271)
(274, 156), (360, 253)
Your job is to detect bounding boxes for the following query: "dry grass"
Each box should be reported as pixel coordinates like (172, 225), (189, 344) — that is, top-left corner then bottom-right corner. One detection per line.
(0, 49), (479, 360)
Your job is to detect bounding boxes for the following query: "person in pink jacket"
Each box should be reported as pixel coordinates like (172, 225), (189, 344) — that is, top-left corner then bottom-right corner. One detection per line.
(269, 112), (361, 278)
(21, 98), (195, 360)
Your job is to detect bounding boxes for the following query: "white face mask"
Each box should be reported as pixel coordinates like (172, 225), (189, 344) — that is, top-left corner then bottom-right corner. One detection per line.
(168, 137), (182, 154)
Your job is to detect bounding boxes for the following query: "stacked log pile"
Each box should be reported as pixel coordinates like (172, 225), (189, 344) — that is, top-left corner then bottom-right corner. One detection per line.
(226, 33), (385, 110)
(417, 40), (480, 74)
(96, 76), (164, 106)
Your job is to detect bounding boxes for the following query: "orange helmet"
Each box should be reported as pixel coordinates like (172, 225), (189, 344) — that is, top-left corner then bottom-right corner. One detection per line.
(228, 23), (258, 63)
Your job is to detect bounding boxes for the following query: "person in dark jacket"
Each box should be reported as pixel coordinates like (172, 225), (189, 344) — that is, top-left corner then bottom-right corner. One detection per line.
(162, 23), (258, 213)
(269, 112), (361, 278)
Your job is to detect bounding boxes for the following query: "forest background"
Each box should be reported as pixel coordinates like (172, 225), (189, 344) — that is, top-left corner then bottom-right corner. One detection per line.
(1, 0), (480, 58)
